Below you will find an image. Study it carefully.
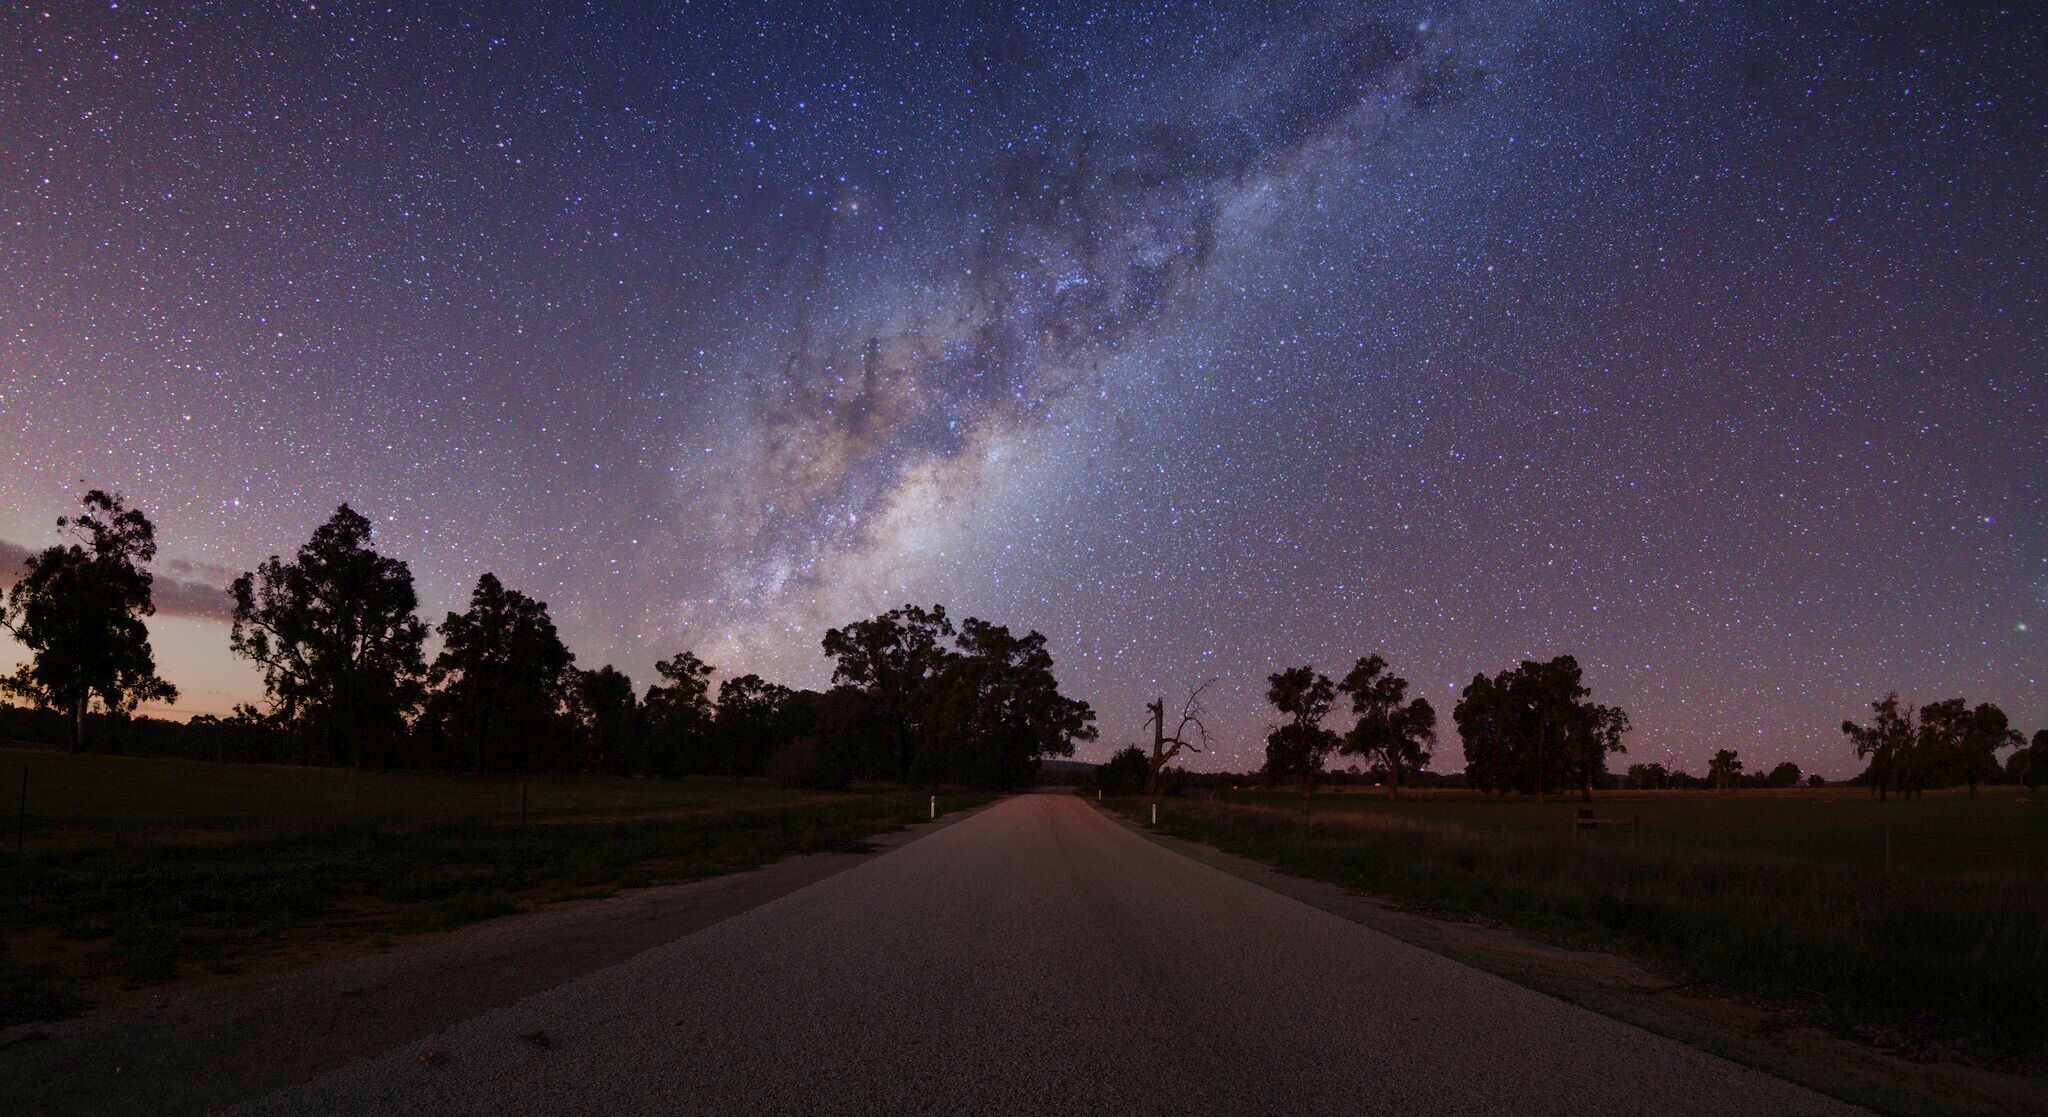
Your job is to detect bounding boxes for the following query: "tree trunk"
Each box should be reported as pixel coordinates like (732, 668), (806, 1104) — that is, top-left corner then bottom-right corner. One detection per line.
(70, 695), (86, 754)
(1147, 697), (1165, 822)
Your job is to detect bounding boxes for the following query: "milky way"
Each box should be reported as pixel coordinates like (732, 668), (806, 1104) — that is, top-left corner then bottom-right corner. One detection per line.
(2, 2), (2042, 774)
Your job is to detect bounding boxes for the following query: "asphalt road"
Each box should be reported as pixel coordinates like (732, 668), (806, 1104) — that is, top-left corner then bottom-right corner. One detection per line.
(234, 792), (1863, 1116)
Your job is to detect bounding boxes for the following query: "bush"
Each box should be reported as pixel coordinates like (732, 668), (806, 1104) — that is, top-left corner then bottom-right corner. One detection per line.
(1095, 746), (1149, 796)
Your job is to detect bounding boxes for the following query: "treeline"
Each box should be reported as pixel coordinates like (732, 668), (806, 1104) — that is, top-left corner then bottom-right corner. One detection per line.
(1095, 653), (2046, 800)
(2, 495), (1096, 788)
(1250, 653), (1630, 801)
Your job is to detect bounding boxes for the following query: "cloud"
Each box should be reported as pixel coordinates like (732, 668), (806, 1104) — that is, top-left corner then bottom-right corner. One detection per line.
(152, 558), (239, 623)
(0, 540), (237, 623)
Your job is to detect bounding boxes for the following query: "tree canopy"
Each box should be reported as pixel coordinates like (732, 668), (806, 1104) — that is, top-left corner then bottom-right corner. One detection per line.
(1453, 656), (1628, 799)
(1264, 665), (1339, 799)
(1336, 654), (1435, 799)
(1, 490), (176, 750)
(230, 505), (425, 769)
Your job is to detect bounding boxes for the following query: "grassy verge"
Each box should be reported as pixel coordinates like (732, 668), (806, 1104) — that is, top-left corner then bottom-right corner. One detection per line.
(1110, 791), (2046, 1069)
(0, 746), (993, 1028)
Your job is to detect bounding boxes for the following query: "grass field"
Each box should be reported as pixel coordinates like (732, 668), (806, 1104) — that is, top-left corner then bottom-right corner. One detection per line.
(1115, 786), (2047, 1066)
(0, 744), (993, 1027)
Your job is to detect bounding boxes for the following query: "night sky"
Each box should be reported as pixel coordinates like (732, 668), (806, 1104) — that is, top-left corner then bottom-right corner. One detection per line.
(3, 2), (2042, 776)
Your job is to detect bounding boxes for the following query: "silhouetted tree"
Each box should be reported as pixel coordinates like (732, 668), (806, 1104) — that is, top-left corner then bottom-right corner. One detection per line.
(917, 618), (1096, 787)
(1143, 681), (1211, 815)
(1765, 760), (1802, 789)
(1096, 744), (1151, 796)
(1, 491), (176, 752)
(1710, 748), (1743, 792)
(715, 673), (794, 778)
(1453, 656), (1626, 799)
(1336, 655), (1434, 799)
(1908, 697), (1975, 801)
(2020, 729), (2048, 793)
(821, 604), (955, 781)
(1265, 666), (1338, 802)
(1625, 762), (1670, 790)
(231, 506), (426, 769)
(643, 651), (715, 778)
(1956, 702), (2021, 797)
(1841, 693), (1913, 801)
(569, 665), (641, 775)
(429, 573), (576, 772)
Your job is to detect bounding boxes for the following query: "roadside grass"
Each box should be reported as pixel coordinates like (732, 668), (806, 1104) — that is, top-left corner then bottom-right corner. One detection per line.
(0, 744), (993, 1028)
(1113, 788), (2046, 1068)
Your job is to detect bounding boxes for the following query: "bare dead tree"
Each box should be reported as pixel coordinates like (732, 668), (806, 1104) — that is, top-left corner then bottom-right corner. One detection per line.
(1143, 680), (1213, 820)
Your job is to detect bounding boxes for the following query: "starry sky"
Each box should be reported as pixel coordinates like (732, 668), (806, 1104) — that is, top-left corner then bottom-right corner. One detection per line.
(3, 1), (2043, 777)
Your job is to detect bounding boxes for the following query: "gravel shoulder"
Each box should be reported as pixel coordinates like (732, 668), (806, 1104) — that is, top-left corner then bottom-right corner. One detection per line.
(0, 800), (1000, 1117)
(1103, 802), (2047, 1117)
(230, 792), (1861, 1116)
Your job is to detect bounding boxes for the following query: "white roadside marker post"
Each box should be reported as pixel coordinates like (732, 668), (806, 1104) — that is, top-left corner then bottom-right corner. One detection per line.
(1151, 802), (1158, 826)
(929, 794), (936, 820)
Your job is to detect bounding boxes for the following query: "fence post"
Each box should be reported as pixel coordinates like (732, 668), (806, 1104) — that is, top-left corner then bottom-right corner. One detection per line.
(520, 781), (529, 828)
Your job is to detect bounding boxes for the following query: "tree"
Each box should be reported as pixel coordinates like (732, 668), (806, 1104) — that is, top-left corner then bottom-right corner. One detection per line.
(569, 665), (641, 775)
(1, 490), (177, 751)
(231, 506), (426, 769)
(643, 651), (715, 778)
(1625, 762), (1670, 790)
(1908, 697), (1973, 801)
(1841, 693), (1913, 801)
(1265, 666), (1338, 802)
(1336, 655), (1434, 799)
(429, 573), (577, 773)
(1563, 702), (1631, 800)
(1710, 748), (1743, 792)
(917, 618), (1096, 788)
(715, 673), (794, 778)
(2020, 729), (2048, 793)
(822, 604), (956, 781)
(1956, 702), (2021, 797)
(1453, 672), (1515, 794)
(1096, 745), (1150, 796)
(1453, 656), (1627, 799)
(1765, 761), (1802, 789)
(1142, 681), (1211, 816)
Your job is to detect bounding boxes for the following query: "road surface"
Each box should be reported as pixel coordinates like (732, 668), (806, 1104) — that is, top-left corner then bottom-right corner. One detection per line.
(235, 792), (1861, 1115)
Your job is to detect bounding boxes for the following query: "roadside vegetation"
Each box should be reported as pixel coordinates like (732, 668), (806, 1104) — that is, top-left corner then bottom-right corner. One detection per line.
(1093, 651), (2046, 1069)
(0, 744), (993, 1028)
(1108, 788), (2045, 1068)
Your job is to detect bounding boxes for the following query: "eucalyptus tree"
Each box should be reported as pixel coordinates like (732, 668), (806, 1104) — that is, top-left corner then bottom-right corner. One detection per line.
(1336, 655), (1435, 799)
(231, 505), (425, 769)
(1265, 665), (1339, 802)
(1, 490), (177, 751)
